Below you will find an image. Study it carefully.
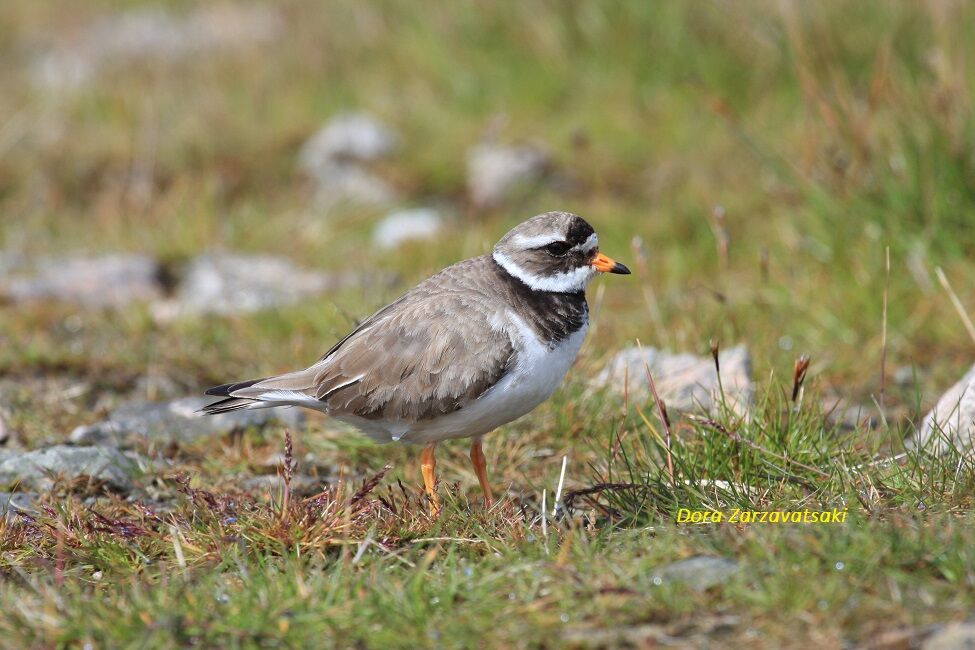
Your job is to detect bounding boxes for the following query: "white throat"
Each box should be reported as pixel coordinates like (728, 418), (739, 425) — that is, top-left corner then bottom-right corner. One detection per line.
(492, 251), (596, 293)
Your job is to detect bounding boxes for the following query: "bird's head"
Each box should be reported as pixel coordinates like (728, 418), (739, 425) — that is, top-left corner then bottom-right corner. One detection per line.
(492, 211), (630, 293)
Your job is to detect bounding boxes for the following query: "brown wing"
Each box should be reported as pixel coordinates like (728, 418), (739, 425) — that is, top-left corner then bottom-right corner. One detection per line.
(313, 291), (513, 420)
(228, 256), (515, 421)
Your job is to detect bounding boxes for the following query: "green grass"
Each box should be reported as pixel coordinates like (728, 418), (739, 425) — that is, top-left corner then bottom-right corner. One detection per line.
(3, 399), (974, 647)
(2, 0), (975, 647)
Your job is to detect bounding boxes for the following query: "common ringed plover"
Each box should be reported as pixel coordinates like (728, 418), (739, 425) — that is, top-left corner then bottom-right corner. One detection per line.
(202, 211), (629, 513)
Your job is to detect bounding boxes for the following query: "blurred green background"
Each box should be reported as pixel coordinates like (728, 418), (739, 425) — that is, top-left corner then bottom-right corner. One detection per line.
(3, 1), (973, 402)
(3, 2), (975, 646)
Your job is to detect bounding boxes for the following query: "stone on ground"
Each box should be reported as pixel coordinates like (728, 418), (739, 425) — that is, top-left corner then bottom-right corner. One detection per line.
(821, 395), (878, 431)
(372, 208), (443, 249)
(1, 254), (162, 308)
(242, 474), (323, 497)
(592, 344), (752, 417)
(908, 363), (975, 455)
(923, 622), (975, 650)
(298, 112), (399, 208)
(155, 252), (340, 317)
(32, 5), (283, 92)
(306, 163), (398, 208)
(299, 112), (397, 167)
(70, 396), (303, 447)
(0, 445), (143, 491)
(651, 556), (740, 592)
(466, 142), (548, 208)
(0, 492), (38, 521)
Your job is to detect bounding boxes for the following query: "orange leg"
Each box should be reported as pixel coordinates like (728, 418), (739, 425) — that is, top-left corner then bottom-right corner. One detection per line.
(470, 438), (494, 508)
(420, 442), (440, 516)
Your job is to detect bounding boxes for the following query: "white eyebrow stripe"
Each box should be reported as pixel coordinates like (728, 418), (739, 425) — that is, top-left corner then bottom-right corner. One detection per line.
(492, 251), (596, 293)
(574, 232), (598, 253)
(511, 233), (563, 249)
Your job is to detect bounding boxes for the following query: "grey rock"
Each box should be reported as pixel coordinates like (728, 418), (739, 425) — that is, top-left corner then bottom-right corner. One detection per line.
(466, 143), (547, 208)
(155, 252), (342, 318)
(242, 474), (324, 497)
(298, 113), (399, 208)
(923, 622), (975, 650)
(1, 254), (162, 308)
(652, 556), (740, 592)
(299, 112), (397, 167)
(0, 446), (142, 491)
(372, 208), (443, 250)
(32, 6), (283, 92)
(307, 163), (398, 208)
(592, 344), (752, 417)
(822, 396), (877, 431)
(70, 396), (303, 447)
(258, 451), (329, 473)
(908, 363), (975, 455)
(561, 624), (669, 647)
(562, 616), (739, 648)
(0, 492), (39, 520)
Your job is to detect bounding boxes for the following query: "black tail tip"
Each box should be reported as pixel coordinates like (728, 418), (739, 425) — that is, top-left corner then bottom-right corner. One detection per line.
(204, 377), (264, 398)
(198, 396), (255, 415)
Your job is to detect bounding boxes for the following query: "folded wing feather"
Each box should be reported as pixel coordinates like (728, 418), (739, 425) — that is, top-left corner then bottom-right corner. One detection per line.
(220, 258), (515, 422)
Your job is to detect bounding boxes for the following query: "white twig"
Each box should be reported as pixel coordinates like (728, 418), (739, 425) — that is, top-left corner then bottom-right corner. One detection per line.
(410, 537), (489, 545)
(352, 533), (372, 564)
(541, 489), (548, 555)
(169, 525), (186, 570)
(552, 456), (568, 517)
(851, 451), (907, 470)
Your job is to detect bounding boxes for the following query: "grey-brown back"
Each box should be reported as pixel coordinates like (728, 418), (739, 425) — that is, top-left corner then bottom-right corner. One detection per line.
(205, 254), (588, 422)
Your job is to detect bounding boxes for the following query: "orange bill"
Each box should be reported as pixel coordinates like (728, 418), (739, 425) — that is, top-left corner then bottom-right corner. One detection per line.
(591, 252), (631, 274)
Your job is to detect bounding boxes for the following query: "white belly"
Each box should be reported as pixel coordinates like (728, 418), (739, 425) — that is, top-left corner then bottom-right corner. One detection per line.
(340, 312), (588, 444)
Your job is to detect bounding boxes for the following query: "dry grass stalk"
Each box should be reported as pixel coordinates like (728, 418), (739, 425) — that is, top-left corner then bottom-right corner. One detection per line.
(351, 465), (393, 505)
(708, 205), (730, 271)
(880, 246), (890, 410)
(637, 339), (674, 485)
(935, 267), (975, 346)
(280, 429), (296, 522)
(630, 236), (667, 344)
(792, 355), (811, 404)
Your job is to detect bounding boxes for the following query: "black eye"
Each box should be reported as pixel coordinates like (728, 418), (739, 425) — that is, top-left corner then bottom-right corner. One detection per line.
(544, 241), (571, 256)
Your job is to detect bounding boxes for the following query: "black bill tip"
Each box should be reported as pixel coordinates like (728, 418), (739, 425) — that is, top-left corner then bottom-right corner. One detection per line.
(610, 262), (631, 275)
